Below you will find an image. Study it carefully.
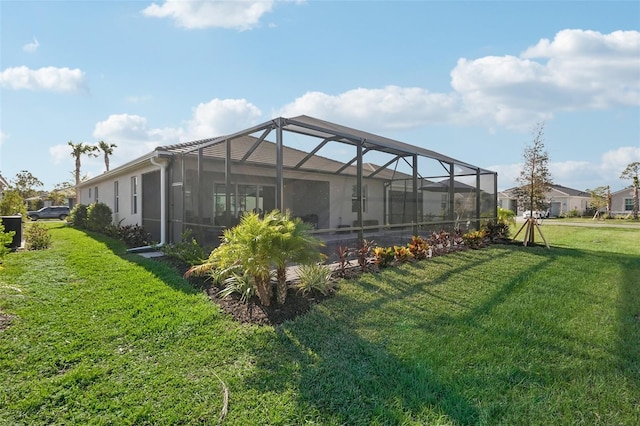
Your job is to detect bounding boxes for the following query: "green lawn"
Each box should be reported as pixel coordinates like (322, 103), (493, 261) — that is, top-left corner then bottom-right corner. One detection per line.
(1, 222), (639, 425)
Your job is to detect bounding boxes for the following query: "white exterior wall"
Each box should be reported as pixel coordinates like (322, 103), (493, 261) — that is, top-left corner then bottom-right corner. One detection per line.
(328, 175), (385, 229)
(78, 162), (160, 227)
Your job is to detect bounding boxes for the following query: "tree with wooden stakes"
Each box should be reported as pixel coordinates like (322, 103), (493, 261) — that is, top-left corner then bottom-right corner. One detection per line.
(512, 123), (553, 247)
(587, 186), (608, 220)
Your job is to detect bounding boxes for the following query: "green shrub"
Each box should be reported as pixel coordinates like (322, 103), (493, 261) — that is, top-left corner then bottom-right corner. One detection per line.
(484, 219), (510, 241)
(68, 204), (88, 229)
(120, 224), (152, 248)
(187, 210), (324, 307)
(0, 189), (28, 218)
(566, 208), (580, 218)
(0, 221), (16, 263)
(373, 246), (395, 267)
(407, 235), (429, 260)
(160, 229), (205, 266)
(87, 202), (113, 232)
(25, 222), (51, 250)
(394, 245), (414, 263)
(218, 273), (255, 304)
(497, 207), (516, 227)
(462, 230), (487, 249)
(295, 263), (335, 296)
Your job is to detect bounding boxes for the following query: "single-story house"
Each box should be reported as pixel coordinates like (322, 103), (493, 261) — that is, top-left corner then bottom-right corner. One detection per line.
(610, 186), (638, 217)
(77, 115), (497, 248)
(498, 184), (591, 217)
(0, 174), (8, 198)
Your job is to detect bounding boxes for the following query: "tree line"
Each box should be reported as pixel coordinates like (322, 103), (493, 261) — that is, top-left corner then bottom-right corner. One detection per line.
(0, 141), (116, 217)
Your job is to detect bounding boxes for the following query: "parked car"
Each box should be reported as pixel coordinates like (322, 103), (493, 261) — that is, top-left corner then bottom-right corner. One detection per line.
(27, 206), (70, 221)
(522, 210), (549, 219)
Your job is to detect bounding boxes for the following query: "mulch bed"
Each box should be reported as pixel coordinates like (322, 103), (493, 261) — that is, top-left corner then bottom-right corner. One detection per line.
(158, 256), (332, 326)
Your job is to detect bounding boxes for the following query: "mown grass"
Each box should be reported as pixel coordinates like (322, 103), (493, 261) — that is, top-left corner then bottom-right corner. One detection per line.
(1, 222), (639, 424)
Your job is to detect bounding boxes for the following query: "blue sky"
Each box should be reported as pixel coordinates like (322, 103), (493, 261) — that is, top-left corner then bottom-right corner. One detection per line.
(1, 0), (639, 192)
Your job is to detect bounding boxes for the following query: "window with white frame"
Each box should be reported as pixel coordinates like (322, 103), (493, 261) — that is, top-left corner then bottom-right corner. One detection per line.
(94, 186), (98, 202)
(625, 198), (634, 211)
(131, 176), (138, 214)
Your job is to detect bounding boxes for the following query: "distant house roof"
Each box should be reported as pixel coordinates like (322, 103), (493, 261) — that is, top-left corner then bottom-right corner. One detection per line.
(0, 174), (8, 189)
(548, 184), (589, 197)
(611, 186), (635, 196)
(501, 184), (589, 198)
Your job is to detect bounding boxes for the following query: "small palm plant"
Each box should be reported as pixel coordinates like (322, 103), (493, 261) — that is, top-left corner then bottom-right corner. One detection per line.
(187, 212), (274, 306)
(187, 209), (325, 307)
(295, 263), (335, 296)
(268, 210), (325, 305)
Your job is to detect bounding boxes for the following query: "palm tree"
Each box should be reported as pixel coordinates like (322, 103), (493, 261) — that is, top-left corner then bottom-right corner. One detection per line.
(68, 141), (97, 203)
(96, 140), (117, 172)
(187, 210), (325, 307)
(188, 211), (275, 306)
(267, 210), (325, 305)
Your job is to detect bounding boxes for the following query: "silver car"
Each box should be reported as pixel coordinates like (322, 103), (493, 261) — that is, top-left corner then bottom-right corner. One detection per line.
(27, 206), (70, 221)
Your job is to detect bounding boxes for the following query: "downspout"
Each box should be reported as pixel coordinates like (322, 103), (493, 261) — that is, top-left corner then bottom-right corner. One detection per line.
(150, 155), (168, 246)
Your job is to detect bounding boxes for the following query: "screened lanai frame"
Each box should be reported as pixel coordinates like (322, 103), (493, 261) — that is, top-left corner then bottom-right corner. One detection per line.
(162, 115), (497, 250)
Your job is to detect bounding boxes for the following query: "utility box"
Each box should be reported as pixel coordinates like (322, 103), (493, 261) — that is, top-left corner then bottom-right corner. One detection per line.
(1, 215), (23, 250)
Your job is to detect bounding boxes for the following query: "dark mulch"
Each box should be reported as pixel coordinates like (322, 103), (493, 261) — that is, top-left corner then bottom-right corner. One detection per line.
(157, 256), (332, 326)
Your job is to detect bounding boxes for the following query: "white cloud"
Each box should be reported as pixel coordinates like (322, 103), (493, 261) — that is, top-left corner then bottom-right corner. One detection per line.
(451, 29), (640, 129)
(23, 37), (39, 53)
(49, 144), (71, 166)
(75, 99), (262, 174)
(0, 66), (86, 92)
(278, 86), (461, 131)
(142, 0), (275, 30)
(0, 131), (8, 145)
(186, 98), (262, 139)
(91, 114), (181, 168)
(276, 30), (639, 133)
(600, 146), (640, 177)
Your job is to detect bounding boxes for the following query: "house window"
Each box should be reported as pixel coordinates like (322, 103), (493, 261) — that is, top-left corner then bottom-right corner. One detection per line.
(351, 184), (367, 213)
(114, 181), (119, 213)
(625, 198), (634, 211)
(88, 188), (92, 200)
(131, 176), (138, 214)
(94, 186), (99, 202)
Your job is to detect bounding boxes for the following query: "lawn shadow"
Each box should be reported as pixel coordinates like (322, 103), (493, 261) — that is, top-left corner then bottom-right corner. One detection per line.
(241, 244), (640, 423)
(242, 309), (479, 424)
(616, 251), (640, 384)
(237, 248), (551, 424)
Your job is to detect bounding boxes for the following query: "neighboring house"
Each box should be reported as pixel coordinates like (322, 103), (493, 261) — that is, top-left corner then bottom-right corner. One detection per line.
(610, 186), (637, 217)
(24, 187), (76, 209)
(77, 115), (497, 247)
(498, 184), (591, 217)
(0, 174), (7, 198)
